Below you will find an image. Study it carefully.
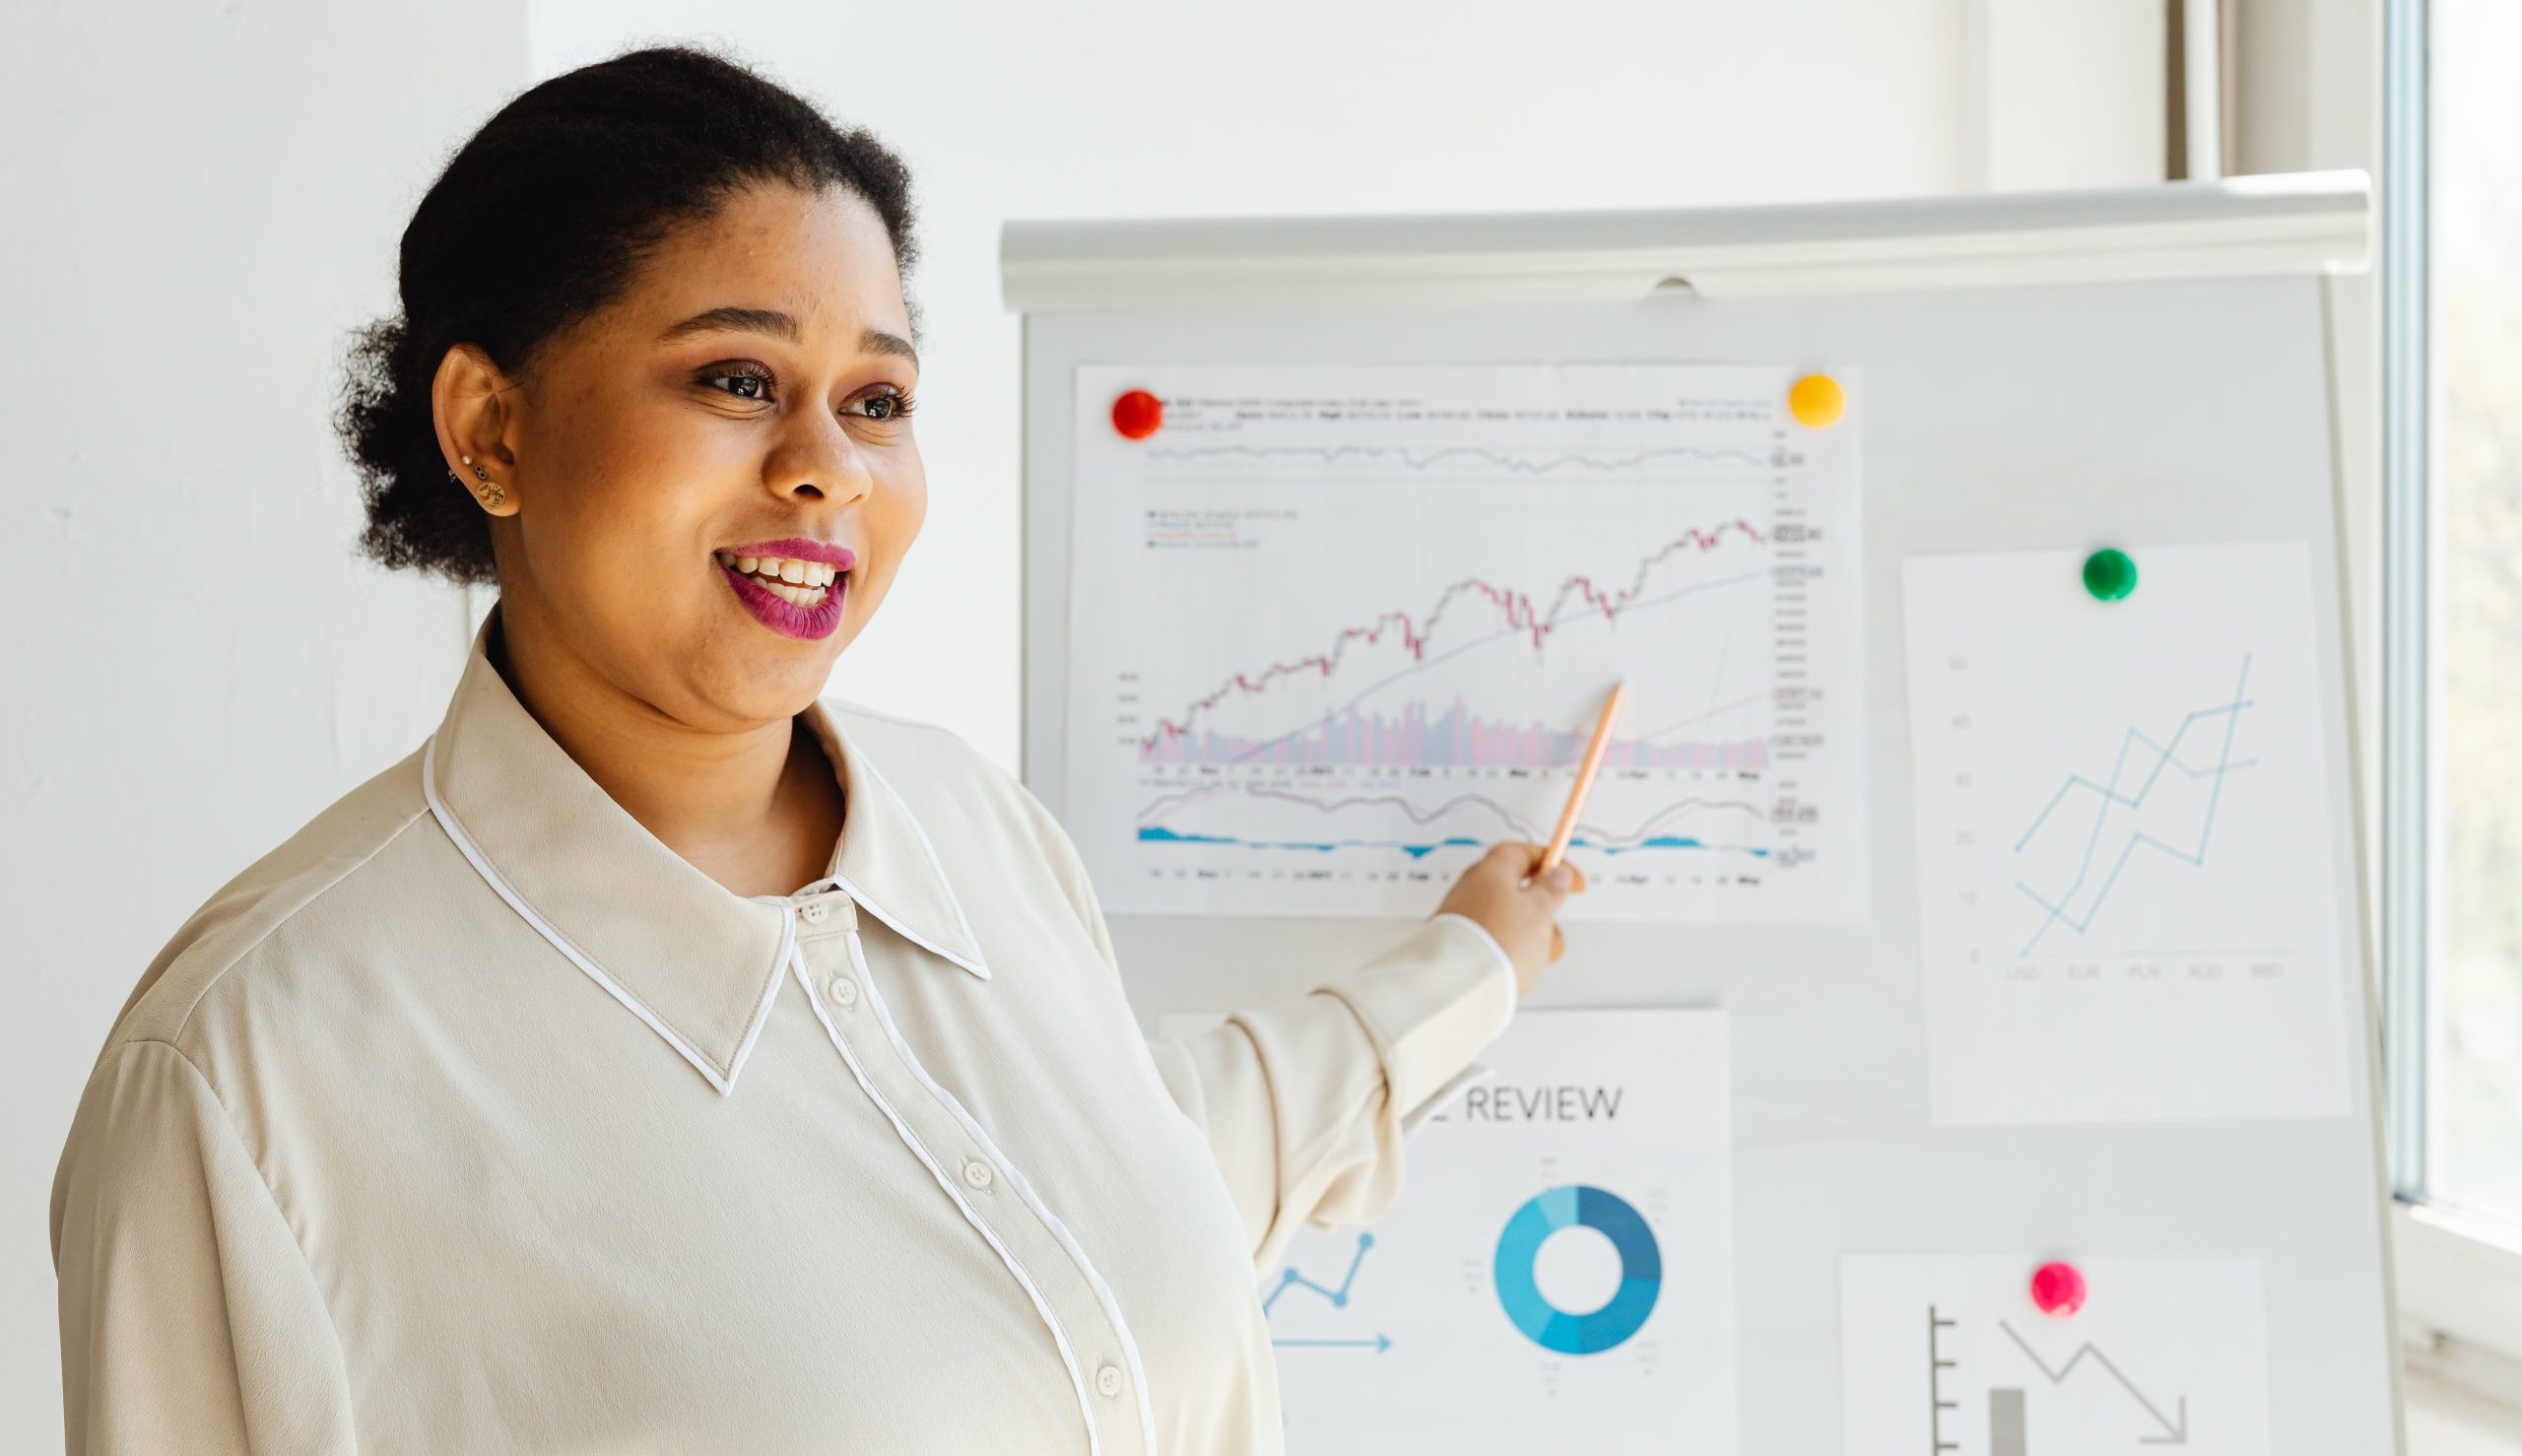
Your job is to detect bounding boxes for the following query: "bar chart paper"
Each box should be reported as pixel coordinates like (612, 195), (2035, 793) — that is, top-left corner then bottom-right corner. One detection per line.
(1841, 1254), (2270, 1454)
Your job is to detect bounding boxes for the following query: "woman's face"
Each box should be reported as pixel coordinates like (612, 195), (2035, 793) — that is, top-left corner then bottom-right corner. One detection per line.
(463, 181), (925, 732)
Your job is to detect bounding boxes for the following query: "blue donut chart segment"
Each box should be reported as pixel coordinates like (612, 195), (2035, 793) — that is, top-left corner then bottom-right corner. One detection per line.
(1492, 1184), (1663, 1355)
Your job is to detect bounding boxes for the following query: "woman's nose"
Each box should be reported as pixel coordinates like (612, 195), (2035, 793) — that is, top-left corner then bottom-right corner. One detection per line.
(764, 418), (875, 506)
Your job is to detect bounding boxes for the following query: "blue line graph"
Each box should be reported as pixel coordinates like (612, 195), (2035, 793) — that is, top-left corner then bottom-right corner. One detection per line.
(1264, 1233), (1393, 1353)
(2013, 656), (2260, 956)
(1140, 825), (1770, 860)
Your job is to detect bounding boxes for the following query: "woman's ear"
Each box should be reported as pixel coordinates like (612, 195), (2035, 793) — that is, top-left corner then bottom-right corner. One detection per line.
(431, 343), (522, 518)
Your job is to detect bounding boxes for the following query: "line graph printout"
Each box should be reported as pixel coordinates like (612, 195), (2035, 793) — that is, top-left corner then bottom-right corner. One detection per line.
(1156, 1008), (1735, 1455)
(1841, 1255), (2270, 1455)
(1065, 364), (1863, 919)
(1901, 543), (2351, 1126)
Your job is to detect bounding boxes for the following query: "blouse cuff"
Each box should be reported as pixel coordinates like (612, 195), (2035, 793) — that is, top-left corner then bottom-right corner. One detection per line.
(1319, 912), (1521, 1125)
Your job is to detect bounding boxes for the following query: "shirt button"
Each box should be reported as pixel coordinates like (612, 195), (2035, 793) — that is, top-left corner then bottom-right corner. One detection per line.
(826, 976), (859, 1008)
(962, 1158), (995, 1191)
(1095, 1363), (1123, 1398)
(800, 902), (830, 924)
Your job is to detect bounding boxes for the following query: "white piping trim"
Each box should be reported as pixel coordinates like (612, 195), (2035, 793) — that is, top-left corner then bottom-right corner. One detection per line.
(725, 913), (794, 1088)
(420, 739), (785, 1098)
(850, 750), (993, 979)
(798, 938), (1104, 1453)
(852, 932), (1161, 1454)
(830, 870), (992, 981)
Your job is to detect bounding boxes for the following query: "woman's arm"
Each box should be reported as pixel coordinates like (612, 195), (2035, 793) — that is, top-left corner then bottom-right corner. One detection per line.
(1142, 910), (1522, 1275)
(1014, 782), (1568, 1275)
(52, 1039), (358, 1455)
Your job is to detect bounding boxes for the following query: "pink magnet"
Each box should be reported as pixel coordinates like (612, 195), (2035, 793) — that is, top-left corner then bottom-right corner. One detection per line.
(2029, 1260), (2087, 1317)
(1111, 389), (1163, 439)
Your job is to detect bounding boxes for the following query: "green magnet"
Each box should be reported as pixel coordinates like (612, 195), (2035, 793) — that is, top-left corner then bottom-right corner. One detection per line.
(2083, 547), (2138, 602)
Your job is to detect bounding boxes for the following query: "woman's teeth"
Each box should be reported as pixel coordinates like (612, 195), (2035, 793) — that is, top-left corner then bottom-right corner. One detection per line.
(716, 550), (841, 607)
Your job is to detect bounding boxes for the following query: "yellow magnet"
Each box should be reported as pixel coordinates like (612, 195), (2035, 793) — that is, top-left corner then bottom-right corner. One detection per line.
(1788, 373), (1844, 429)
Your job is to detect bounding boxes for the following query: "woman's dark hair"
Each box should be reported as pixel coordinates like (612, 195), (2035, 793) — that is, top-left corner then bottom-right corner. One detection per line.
(335, 44), (918, 584)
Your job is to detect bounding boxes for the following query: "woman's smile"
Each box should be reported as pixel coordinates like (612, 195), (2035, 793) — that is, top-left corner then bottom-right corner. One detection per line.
(715, 536), (858, 640)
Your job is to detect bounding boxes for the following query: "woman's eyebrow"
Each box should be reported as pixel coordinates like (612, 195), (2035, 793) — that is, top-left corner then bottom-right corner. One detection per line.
(656, 307), (918, 370)
(657, 305), (797, 344)
(861, 328), (918, 371)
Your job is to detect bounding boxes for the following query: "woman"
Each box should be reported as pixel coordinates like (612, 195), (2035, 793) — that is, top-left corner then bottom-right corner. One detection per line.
(50, 43), (1579, 1455)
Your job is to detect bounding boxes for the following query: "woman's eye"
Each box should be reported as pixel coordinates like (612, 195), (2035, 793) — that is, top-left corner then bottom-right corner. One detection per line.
(697, 366), (910, 420)
(700, 364), (774, 401)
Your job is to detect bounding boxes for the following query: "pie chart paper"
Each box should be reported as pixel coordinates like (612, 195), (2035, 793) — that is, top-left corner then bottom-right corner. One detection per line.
(1159, 1007), (1735, 1454)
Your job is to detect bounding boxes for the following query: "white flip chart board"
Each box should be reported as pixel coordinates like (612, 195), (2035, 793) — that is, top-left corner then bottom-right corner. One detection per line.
(1005, 172), (2399, 1453)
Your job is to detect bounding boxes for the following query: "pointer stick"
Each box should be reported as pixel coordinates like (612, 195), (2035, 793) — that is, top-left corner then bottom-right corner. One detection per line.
(1538, 682), (1626, 878)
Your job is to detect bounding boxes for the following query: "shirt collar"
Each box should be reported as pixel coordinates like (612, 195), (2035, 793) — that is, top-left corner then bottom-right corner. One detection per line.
(420, 616), (990, 1096)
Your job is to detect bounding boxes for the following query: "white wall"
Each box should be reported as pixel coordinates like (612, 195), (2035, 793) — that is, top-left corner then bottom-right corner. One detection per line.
(0, 3), (526, 1447)
(1963, 0), (2168, 189)
(2, 2), (2161, 1448)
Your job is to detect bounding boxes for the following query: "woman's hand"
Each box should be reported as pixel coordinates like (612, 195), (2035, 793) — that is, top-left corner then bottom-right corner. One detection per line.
(1431, 841), (1586, 996)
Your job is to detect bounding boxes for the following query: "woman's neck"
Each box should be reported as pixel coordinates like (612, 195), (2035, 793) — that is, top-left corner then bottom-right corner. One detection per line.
(490, 614), (846, 900)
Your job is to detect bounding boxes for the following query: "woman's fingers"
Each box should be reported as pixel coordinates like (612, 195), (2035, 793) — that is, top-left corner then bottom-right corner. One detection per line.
(1431, 841), (1587, 990)
(1493, 842), (1587, 909)
(1486, 840), (1543, 885)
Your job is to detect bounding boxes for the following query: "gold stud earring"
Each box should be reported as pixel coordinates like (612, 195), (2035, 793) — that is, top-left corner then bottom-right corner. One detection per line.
(457, 454), (505, 508)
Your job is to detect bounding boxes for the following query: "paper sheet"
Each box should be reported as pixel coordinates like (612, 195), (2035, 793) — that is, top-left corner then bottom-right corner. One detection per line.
(1841, 1254), (2270, 1454)
(1900, 543), (2352, 1126)
(1159, 1007), (1736, 1454)
(1065, 363), (1864, 921)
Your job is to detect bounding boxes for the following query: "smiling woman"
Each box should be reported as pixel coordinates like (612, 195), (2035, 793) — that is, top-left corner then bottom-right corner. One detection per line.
(48, 42), (1578, 1456)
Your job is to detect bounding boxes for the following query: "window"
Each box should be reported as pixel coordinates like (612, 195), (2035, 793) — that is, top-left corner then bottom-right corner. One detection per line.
(2392, 0), (2522, 1234)
(2423, 0), (2522, 1229)
(2380, 0), (2522, 1413)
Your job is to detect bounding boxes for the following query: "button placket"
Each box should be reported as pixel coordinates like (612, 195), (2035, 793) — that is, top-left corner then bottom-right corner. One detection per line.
(806, 919), (1150, 1454)
(794, 898), (862, 1014)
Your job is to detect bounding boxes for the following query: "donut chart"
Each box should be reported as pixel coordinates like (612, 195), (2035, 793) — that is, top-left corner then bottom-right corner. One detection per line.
(1493, 1184), (1663, 1355)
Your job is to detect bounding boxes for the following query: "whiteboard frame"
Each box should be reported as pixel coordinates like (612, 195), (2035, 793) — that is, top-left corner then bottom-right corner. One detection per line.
(1004, 170), (2369, 310)
(1008, 173), (2402, 1453)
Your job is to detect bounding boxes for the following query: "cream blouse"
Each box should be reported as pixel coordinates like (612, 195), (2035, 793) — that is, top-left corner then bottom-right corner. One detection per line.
(50, 624), (1518, 1455)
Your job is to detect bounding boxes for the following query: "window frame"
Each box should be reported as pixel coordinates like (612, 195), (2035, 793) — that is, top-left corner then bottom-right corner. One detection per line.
(2382, 0), (2522, 1383)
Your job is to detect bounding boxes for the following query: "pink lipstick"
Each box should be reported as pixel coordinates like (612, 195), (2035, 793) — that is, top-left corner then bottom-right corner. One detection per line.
(715, 539), (856, 641)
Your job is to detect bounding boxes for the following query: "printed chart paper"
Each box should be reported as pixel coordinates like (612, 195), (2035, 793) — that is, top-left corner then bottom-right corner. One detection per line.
(1841, 1254), (2270, 1454)
(1066, 364), (1863, 920)
(1160, 1008), (1735, 1454)
(1900, 543), (2352, 1126)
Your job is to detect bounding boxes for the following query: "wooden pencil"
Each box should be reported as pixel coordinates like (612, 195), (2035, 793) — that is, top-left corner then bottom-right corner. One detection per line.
(1539, 681), (1626, 876)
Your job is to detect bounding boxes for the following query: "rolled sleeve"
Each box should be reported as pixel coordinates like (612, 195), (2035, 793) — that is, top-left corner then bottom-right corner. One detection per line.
(1318, 912), (1518, 1124)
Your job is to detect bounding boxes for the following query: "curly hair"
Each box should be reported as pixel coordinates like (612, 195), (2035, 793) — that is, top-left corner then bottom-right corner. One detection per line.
(334, 44), (919, 584)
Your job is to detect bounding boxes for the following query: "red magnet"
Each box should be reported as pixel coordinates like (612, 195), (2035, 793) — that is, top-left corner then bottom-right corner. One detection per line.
(2029, 1260), (2087, 1318)
(1111, 389), (1163, 439)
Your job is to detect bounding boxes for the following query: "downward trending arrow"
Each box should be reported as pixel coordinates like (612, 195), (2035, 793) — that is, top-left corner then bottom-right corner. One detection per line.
(1998, 1320), (2189, 1445)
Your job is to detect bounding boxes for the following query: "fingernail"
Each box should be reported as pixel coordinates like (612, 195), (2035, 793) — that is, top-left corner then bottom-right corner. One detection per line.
(1547, 865), (1574, 891)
